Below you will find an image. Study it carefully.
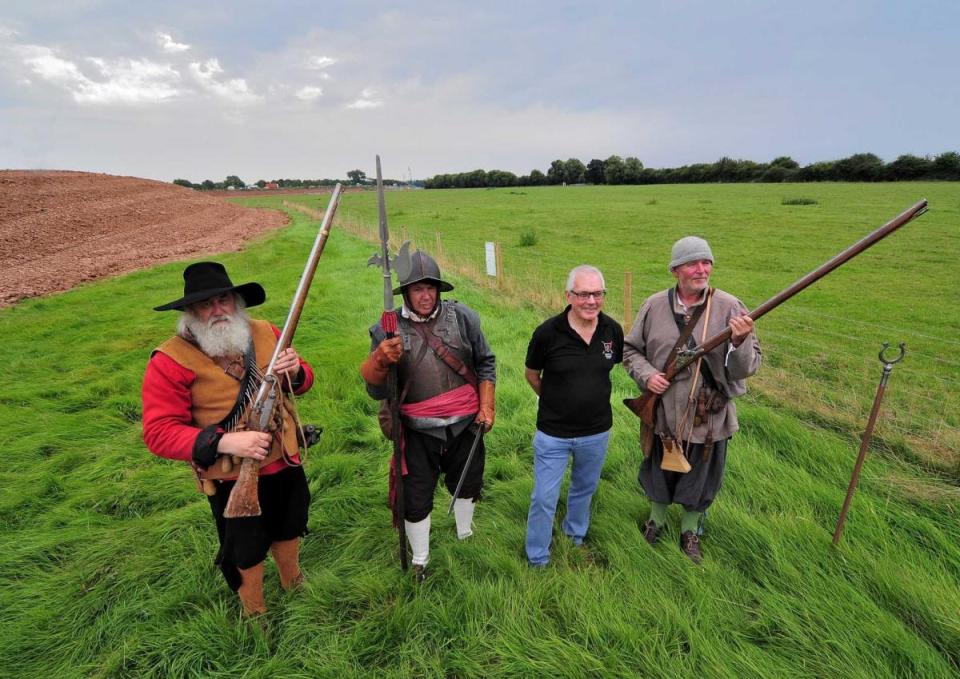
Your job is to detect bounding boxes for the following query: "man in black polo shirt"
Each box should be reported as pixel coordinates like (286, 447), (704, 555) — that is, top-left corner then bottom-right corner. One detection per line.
(524, 264), (624, 567)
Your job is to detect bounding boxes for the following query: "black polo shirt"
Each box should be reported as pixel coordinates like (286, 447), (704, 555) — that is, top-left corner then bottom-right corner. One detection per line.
(525, 307), (624, 438)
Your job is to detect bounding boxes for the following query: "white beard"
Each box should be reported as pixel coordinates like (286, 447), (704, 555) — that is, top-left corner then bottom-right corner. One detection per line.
(178, 305), (252, 358)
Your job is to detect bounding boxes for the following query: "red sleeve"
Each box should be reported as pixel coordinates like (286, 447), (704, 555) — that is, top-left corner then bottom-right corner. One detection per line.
(270, 324), (315, 394)
(142, 352), (202, 462)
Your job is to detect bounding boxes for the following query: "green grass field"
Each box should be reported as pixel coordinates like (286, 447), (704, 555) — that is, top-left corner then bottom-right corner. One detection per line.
(278, 182), (960, 475)
(1, 184), (958, 677)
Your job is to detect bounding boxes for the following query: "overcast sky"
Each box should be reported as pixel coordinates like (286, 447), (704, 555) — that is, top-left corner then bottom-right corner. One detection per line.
(1, 1), (957, 183)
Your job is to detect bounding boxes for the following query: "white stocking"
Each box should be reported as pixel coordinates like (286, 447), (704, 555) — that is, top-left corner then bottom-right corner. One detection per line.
(405, 516), (431, 566)
(453, 497), (476, 539)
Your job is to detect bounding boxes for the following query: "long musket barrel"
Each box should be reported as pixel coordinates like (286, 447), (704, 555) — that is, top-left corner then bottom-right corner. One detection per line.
(624, 199), (928, 425)
(223, 183), (344, 518)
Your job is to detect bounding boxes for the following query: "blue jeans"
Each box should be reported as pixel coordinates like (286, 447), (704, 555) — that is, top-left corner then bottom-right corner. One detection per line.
(525, 429), (610, 566)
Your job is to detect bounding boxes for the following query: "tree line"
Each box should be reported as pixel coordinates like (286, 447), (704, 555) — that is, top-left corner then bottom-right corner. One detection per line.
(171, 170), (411, 191)
(172, 176), (344, 191)
(423, 152), (960, 189)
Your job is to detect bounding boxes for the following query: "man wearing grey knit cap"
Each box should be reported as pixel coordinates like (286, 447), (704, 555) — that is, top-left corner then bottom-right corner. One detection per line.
(622, 236), (761, 563)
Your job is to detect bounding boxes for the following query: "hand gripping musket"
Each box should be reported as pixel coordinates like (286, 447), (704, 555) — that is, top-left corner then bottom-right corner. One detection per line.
(623, 199), (929, 450)
(367, 156), (411, 570)
(222, 183), (343, 519)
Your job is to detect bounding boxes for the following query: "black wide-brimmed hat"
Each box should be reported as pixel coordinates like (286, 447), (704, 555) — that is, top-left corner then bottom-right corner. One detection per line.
(153, 261), (266, 311)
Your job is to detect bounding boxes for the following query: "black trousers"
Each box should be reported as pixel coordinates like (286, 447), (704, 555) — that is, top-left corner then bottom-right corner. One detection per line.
(403, 424), (485, 522)
(207, 465), (310, 590)
(638, 437), (728, 513)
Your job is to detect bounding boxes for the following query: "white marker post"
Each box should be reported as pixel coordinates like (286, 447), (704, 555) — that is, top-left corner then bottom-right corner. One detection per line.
(485, 242), (497, 277)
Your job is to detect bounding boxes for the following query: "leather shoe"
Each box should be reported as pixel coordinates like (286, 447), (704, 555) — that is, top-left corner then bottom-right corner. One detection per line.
(642, 519), (663, 545)
(680, 531), (702, 564)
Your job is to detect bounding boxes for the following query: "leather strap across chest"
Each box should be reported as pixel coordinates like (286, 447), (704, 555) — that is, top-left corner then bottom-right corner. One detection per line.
(410, 321), (478, 387)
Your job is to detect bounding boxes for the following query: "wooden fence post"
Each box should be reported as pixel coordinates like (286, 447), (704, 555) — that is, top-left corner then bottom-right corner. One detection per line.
(623, 271), (633, 331)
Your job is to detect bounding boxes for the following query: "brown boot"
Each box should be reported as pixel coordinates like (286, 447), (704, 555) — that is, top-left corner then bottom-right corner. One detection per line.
(270, 538), (304, 591)
(680, 531), (702, 564)
(642, 520), (664, 545)
(237, 562), (267, 616)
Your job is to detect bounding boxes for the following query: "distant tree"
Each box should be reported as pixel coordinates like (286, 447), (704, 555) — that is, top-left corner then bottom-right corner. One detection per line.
(798, 161), (837, 182)
(886, 154), (932, 180)
(486, 170), (517, 187)
(172, 178), (194, 189)
(623, 157), (644, 184)
(224, 175), (245, 189)
(546, 160), (565, 185)
(563, 158), (586, 184)
(835, 153), (884, 181)
(770, 156), (800, 170)
(201, 179), (215, 190)
(585, 158), (606, 184)
(761, 165), (790, 183)
(256, 179), (267, 188)
(347, 169), (366, 184)
(932, 151), (960, 179)
(603, 155), (626, 184)
(528, 169), (546, 186)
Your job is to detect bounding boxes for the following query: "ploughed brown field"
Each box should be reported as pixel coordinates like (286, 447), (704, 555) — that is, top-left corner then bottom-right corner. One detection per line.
(0, 170), (289, 307)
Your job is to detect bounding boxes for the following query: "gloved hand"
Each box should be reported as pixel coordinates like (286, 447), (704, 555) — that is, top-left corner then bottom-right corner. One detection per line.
(475, 380), (495, 432)
(360, 336), (403, 385)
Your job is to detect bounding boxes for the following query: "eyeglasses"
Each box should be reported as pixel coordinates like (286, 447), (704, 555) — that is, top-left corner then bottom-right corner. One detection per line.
(570, 290), (606, 300)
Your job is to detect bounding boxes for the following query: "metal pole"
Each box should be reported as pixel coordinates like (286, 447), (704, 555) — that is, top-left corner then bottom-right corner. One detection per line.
(832, 342), (905, 545)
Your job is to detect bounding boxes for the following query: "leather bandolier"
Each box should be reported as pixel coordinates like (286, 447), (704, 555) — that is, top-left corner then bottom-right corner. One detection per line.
(154, 319), (299, 480)
(396, 303), (476, 433)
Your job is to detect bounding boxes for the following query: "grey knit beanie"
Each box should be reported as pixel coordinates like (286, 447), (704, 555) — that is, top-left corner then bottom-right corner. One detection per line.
(669, 236), (714, 271)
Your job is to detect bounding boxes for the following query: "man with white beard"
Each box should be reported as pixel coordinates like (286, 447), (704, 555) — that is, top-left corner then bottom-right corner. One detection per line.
(142, 261), (315, 617)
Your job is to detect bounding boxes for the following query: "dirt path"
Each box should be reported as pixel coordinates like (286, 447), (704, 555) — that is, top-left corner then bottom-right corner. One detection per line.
(0, 170), (290, 307)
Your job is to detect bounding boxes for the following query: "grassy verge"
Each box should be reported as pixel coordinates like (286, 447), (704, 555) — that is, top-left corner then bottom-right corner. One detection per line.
(1, 196), (958, 677)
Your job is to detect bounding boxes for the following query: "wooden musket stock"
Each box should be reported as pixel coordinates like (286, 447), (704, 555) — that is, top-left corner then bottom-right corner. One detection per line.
(223, 183), (343, 519)
(624, 199), (928, 431)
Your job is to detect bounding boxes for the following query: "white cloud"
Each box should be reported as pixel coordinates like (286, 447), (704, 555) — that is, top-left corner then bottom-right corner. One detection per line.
(307, 55), (336, 69)
(295, 85), (323, 101)
(188, 58), (261, 104)
(157, 31), (190, 53)
(79, 57), (181, 104)
(12, 44), (181, 104)
(346, 86), (383, 109)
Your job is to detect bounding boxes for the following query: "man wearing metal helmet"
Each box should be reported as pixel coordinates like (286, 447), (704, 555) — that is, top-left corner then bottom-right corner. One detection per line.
(623, 236), (760, 563)
(360, 249), (496, 581)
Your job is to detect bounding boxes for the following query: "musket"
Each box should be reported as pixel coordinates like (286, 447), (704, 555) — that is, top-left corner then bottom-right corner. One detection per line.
(367, 156), (409, 570)
(623, 200), (929, 439)
(223, 183), (343, 518)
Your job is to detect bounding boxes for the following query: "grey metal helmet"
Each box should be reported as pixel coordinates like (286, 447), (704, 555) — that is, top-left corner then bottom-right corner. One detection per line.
(392, 246), (454, 294)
